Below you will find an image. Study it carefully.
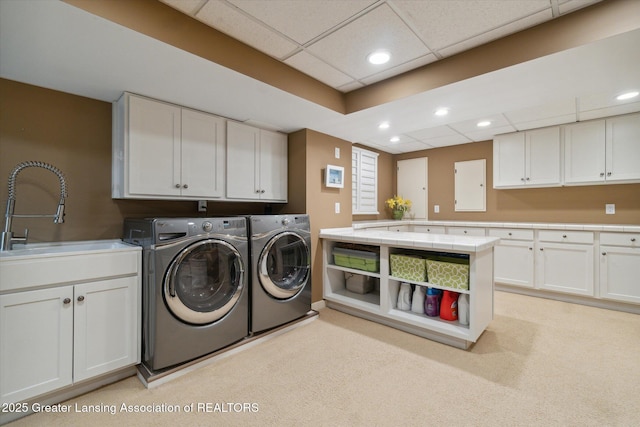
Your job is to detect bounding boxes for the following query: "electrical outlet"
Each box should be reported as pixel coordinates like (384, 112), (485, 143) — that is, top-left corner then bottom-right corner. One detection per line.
(198, 200), (207, 212)
(434, 205), (440, 213)
(605, 204), (615, 214)
(335, 202), (340, 214)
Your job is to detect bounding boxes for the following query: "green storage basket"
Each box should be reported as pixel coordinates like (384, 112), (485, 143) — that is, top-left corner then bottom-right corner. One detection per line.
(426, 259), (469, 290)
(390, 254), (427, 282)
(332, 247), (380, 272)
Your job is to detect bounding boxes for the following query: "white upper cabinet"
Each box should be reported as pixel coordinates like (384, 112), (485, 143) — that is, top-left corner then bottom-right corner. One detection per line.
(112, 93), (225, 200)
(564, 113), (640, 185)
(226, 121), (287, 202)
(493, 126), (561, 189)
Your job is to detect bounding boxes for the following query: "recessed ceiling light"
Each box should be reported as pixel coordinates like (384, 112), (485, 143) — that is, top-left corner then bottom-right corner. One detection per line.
(616, 91), (639, 100)
(367, 50), (390, 65)
(378, 121), (390, 130)
(435, 108), (449, 116)
(390, 136), (400, 143)
(477, 121), (492, 128)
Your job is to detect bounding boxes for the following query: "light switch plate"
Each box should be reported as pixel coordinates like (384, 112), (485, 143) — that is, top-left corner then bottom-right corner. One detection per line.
(605, 204), (615, 214)
(335, 147), (340, 159)
(198, 200), (207, 212)
(335, 202), (340, 214)
(434, 205), (440, 213)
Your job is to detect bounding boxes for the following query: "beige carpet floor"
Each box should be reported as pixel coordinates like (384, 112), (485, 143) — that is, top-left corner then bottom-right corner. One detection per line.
(8, 291), (640, 427)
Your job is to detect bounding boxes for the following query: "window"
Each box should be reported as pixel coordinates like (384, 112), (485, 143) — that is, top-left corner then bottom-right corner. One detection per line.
(352, 147), (379, 215)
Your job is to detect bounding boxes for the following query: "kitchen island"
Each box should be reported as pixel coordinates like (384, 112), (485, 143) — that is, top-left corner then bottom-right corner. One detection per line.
(319, 227), (499, 349)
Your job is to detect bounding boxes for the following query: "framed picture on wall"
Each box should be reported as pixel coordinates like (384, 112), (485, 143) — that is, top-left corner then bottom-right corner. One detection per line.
(325, 164), (344, 188)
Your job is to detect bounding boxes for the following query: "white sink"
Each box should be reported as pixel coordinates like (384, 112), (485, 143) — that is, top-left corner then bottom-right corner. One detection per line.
(0, 240), (135, 259)
(0, 240), (141, 293)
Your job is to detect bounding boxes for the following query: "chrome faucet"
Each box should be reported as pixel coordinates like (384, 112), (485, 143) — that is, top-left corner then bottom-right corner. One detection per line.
(1, 161), (68, 251)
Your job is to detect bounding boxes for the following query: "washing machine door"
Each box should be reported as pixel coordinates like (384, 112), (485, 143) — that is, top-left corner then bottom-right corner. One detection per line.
(164, 239), (245, 325)
(258, 231), (310, 300)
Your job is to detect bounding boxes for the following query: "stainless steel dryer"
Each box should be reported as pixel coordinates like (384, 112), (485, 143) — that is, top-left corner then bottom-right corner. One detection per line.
(123, 217), (248, 372)
(249, 214), (311, 334)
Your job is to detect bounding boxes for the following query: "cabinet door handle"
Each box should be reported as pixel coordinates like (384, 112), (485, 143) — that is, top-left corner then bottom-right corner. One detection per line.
(540, 248), (544, 251)
(63, 298), (71, 305)
(183, 184), (188, 189)
(526, 177), (530, 181)
(562, 234), (567, 238)
(508, 232), (512, 236)
(261, 190), (265, 193)
(255, 190), (260, 193)
(521, 177), (526, 182)
(607, 172), (611, 176)
(77, 295), (85, 302)
(464, 230), (467, 234)
(631, 238), (637, 242)
(175, 184), (181, 188)
(529, 247), (533, 251)
(602, 252), (607, 256)
(600, 172), (605, 177)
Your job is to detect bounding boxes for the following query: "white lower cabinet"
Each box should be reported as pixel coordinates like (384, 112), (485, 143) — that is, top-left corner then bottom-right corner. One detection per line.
(489, 229), (534, 288)
(0, 287), (74, 404)
(599, 232), (640, 304)
(536, 231), (595, 297)
(0, 244), (141, 406)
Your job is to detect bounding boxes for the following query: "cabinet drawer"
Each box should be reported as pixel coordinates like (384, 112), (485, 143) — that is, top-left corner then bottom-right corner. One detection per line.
(538, 230), (594, 244)
(412, 225), (446, 234)
(600, 232), (640, 247)
(488, 228), (534, 241)
(447, 227), (486, 236)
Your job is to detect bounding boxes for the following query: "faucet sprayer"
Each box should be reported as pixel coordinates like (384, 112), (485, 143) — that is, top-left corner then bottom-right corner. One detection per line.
(1, 161), (68, 251)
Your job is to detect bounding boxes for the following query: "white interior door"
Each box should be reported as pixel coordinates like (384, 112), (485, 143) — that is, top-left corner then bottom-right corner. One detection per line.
(397, 158), (427, 219)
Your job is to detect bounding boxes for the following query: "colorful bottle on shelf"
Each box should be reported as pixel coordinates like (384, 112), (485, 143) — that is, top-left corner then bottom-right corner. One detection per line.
(397, 283), (412, 310)
(439, 290), (459, 321)
(424, 287), (440, 317)
(458, 293), (469, 325)
(411, 285), (426, 314)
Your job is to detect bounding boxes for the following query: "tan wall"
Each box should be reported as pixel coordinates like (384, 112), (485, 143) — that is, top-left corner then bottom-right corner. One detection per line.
(396, 141), (640, 225)
(304, 129), (353, 302)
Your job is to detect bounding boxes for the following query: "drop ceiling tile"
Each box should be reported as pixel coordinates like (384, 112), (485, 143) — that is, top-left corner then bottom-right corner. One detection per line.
(359, 53), (437, 85)
(559, 0), (602, 14)
(447, 113), (513, 134)
(406, 125), (463, 140)
(512, 114), (577, 131)
(196, 0), (298, 60)
(463, 124), (518, 142)
(285, 51), (354, 87)
(579, 102), (640, 121)
(413, 132), (471, 148)
(394, 0), (550, 51)
(505, 99), (576, 129)
(228, 0), (376, 45)
(160, 0), (206, 15)
(390, 140), (434, 153)
(306, 3), (429, 79)
(437, 9), (552, 57)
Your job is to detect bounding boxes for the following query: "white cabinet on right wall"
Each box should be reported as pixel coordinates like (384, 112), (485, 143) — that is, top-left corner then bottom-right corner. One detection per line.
(564, 112), (640, 185)
(493, 126), (561, 188)
(599, 232), (640, 304)
(226, 121), (287, 201)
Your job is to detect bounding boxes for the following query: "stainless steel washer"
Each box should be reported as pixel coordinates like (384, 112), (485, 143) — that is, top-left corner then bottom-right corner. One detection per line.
(123, 217), (248, 372)
(249, 214), (311, 334)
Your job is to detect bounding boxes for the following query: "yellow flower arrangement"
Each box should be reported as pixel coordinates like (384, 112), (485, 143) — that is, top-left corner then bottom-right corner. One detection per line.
(385, 195), (412, 213)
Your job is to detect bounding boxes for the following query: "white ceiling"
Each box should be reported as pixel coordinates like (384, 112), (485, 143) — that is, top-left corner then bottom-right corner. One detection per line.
(1, 0), (639, 154)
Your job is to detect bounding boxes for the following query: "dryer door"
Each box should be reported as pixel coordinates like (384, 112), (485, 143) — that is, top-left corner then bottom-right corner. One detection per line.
(164, 239), (245, 325)
(258, 232), (310, 300)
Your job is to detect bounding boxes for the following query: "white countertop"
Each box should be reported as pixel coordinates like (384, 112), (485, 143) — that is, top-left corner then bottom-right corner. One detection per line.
(319, 228), (499, 252)
(351, 219), (640, 233)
